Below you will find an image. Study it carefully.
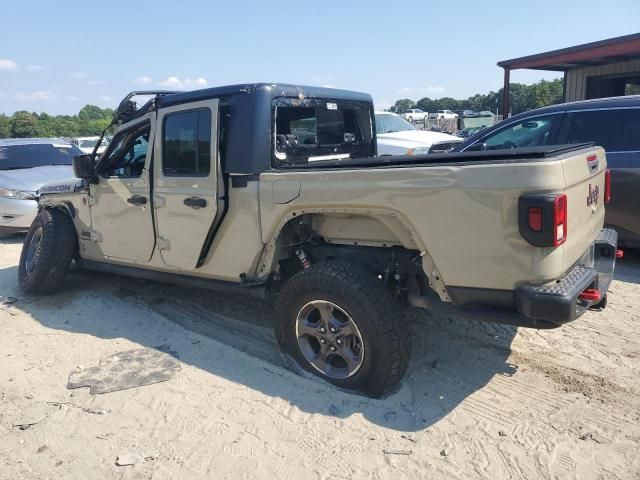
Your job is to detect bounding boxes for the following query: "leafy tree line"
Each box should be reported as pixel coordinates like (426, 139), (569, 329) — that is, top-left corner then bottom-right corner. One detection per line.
(389, 78), (564, 116)
(0, 105), (114, 139)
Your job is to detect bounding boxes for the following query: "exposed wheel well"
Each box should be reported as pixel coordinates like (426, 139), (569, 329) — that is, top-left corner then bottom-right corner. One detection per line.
(262, 212), (431, 307)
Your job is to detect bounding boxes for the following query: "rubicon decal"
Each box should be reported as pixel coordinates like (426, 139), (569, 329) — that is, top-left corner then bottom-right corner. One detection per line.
(40, 184), (72, 193)
(587, 183), (599, 206)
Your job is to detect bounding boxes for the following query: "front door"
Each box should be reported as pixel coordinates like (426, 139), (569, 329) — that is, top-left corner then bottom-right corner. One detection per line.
(154, 100), (219, 270)
(89, 117), (155, 262)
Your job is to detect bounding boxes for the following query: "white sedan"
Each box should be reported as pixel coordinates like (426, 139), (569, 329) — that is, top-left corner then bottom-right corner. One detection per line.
(0, 138), (80, 238)
(375, 111), (462, 156)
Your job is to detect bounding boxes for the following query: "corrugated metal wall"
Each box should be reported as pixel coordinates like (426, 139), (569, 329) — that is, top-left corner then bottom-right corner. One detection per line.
(565, 59), (640, 101)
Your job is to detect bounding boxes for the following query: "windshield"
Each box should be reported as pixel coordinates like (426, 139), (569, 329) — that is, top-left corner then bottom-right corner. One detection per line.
(375, 114), (416, 134)
(0, 143), (81, 170)
(80, 140), (98, 148)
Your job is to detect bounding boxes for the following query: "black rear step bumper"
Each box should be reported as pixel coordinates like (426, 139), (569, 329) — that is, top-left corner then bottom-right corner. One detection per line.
(515, 228), (618, 325)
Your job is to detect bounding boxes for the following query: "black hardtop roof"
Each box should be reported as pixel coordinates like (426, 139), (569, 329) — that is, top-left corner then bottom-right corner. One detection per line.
(157, 82), (373, 108)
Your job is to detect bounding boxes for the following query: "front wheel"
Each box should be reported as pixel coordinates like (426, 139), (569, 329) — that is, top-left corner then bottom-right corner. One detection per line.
(18, 209), (77, 294)
(273, 262), (411, 398)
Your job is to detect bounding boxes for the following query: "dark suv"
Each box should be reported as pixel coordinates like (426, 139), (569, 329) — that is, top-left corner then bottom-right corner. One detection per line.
(454, 96), (640, 247)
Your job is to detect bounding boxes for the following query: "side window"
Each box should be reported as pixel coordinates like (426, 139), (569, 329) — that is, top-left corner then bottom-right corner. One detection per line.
(483, 115), (558, 150)
(563, 109), (640, 152)
(163, 109), (212, 176)
(100, 124), (150, 178)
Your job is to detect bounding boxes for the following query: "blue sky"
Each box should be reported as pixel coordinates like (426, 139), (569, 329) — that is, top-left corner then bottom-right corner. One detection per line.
(1, 0), (639, 114)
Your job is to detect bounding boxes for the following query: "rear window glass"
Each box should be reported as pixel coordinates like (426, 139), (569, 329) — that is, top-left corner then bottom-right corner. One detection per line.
(564, 109), (640, 152)
(0, 143), (81, 170)
(273, 98), (374, 166)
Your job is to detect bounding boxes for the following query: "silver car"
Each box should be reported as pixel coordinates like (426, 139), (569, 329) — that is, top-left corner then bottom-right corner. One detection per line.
(0, 138), (80, 238)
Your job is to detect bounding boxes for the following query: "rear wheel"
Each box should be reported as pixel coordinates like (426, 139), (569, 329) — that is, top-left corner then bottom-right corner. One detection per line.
(18, 209), (77, 294)
(274, 262), (411, 398)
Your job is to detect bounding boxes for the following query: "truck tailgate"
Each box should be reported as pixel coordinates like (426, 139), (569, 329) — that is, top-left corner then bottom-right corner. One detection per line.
(561, 146), (607, 272)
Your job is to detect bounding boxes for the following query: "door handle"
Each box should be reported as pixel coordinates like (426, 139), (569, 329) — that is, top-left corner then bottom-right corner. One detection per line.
(127, 195), (147, 206)
(183, 197), (207, 209)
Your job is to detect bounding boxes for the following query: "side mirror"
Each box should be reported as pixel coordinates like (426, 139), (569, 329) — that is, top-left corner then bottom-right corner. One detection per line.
(466, 142), (487, 152)
(72, 154), (96, 179)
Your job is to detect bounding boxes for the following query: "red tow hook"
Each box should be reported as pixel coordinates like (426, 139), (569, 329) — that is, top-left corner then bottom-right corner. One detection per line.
(616, 249), (624, 259)
(579, 288), (601, 302)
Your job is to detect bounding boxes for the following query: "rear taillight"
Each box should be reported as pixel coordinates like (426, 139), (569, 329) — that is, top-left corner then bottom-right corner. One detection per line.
(553, 194), (567, 246)
(519, 193), (568, 247)
(528, 207), (542, 232)
(604, 169), (611, 203)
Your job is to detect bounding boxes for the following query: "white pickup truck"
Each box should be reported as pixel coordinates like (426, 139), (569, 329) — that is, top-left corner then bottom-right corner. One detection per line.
(402, 108), (428, 123)
(429, 109), (458, 120)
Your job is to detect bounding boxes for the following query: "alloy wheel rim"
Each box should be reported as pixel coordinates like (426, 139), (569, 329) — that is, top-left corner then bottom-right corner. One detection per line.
(295, 300), (365, 379)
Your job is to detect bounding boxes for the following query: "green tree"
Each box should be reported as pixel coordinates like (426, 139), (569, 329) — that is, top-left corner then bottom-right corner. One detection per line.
(11, 111), (39, 138)
(78, 104), (106, 122)
(0, 114), (10, 138)
(389, 99), (416, 114)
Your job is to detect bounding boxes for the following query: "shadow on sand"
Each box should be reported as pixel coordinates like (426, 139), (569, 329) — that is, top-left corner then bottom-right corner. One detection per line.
(18, 238), (639, 431)
(0, 234), (524, 432)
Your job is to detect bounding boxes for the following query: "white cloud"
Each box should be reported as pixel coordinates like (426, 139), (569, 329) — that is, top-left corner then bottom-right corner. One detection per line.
(25, 64), (45, 72)
(70, 71), (88, 80)
(99, 96), (113, 102)
(0, 59), (19, 71)
(87, 80), (103, 85)
(398, 87), (413, 94)
(426, 85), (445, 94)
(158, 76), (208, 90)
(134, 76), (153, 85)
(63, 95), (79, 102)
(15, 91), (56, 101)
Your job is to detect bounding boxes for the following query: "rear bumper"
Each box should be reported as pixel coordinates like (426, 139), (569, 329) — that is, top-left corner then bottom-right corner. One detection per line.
(515, 228), (618, 325)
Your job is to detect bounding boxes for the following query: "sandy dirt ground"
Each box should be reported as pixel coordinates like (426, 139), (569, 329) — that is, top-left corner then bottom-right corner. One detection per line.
(0, 235), (639, 480)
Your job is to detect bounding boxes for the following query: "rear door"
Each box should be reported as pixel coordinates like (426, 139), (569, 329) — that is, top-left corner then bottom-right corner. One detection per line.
(154, 99), (219, 269)
(558, 107), (640, 242)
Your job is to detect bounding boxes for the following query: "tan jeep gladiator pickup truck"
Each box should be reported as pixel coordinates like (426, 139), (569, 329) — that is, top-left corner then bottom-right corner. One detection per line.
(20, 84), (619, 397)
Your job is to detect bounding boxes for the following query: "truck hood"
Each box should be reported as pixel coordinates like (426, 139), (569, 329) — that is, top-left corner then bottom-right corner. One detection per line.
(377, 130), (462, 147)
(0, 165), (74, 192)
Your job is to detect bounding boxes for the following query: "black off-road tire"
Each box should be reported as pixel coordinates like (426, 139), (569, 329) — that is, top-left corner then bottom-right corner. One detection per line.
(18, 209), (77, 294)
(274, 261), (411, 398)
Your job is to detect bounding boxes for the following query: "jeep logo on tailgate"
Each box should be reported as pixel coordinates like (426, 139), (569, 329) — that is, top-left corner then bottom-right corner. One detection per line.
(587, 183), (599, 206)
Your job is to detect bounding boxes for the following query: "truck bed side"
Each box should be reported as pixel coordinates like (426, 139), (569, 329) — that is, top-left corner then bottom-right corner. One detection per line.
(258, 145), (607, 300)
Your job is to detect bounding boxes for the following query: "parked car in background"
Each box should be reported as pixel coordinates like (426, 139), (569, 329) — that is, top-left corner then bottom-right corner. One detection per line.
(376, 111), (462, 155)
(461, 110), (476, 117)
(0, 138), (80, 237)
(477, 111), (495, 117)
(402, 108), (428, 123)
(429, 109), (458, 120)
(70, 136), (109, 156)
(454, 95), (640, 247)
